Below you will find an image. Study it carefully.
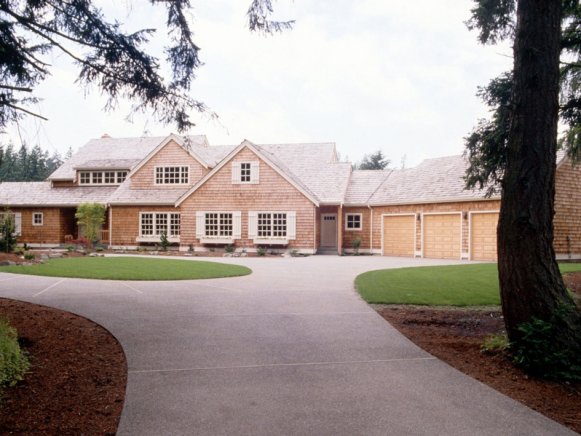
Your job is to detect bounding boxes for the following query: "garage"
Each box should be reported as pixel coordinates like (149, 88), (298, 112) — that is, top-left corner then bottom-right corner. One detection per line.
(423, 213), (461, 259)
(470, 212), (499, 261)
(382, 214), (415, 256)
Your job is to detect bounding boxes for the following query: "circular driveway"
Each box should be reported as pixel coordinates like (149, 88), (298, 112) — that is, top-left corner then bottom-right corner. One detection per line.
(0, 256), (574, 435)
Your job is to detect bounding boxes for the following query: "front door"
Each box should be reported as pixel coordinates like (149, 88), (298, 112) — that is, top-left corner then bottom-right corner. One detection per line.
(321, 214), (337, 248)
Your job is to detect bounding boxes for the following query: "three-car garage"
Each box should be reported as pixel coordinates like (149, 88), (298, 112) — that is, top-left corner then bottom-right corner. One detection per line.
(380, 209), (499, 261)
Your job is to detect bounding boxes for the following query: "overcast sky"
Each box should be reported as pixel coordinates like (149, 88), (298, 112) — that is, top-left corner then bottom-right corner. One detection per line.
(3, 0), (512, 167)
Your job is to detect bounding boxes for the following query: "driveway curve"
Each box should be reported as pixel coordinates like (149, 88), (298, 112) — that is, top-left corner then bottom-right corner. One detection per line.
(0, 255), (574, 435)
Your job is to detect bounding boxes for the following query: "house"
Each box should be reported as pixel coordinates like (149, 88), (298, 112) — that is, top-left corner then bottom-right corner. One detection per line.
(0, 134), (579, 261)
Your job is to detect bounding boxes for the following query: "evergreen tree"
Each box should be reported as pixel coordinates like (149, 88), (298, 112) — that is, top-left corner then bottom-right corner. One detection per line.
(357, 150), (390, 170)
(467, 0), (581, 379)
(0, 0), (292, 132)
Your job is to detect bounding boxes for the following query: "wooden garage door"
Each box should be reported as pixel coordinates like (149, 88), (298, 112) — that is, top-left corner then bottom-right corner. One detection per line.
(423, 214), (461, 259)
(471, 212), (499, 261)
(382, 215), (415, 257)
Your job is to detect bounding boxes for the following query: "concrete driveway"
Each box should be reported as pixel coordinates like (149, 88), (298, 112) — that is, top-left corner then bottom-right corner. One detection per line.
(0, 255), (574, 435)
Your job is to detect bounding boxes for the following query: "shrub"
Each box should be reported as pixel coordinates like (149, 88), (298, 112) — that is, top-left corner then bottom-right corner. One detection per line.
(23, 252), (35, 261)
(65, 245), (75, 252)
(12, 247), (25, 256)
(512, 304), (581, 381)
(0, 213), (17, 253)
(351, 237), (362, 255)
(0, 318), (29, 399)
(481, 333), (509, 355)
(225, 244), (235, 254)
(290, 249), (299, 257)
(159, 232), (169, 251)
(75, 203), (106, 248)
(257, 247), (267, 257)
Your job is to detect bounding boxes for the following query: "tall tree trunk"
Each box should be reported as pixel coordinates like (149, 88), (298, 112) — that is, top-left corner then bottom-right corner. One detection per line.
(498, 0), (581, 350)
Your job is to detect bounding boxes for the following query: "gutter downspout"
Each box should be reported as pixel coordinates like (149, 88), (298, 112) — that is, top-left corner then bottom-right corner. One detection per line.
(108, 205), (112, 248)
(368, 204), (373, 254)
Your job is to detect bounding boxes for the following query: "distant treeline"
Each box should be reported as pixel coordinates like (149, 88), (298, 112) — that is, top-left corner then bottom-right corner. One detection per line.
(0, 144), (69, 182)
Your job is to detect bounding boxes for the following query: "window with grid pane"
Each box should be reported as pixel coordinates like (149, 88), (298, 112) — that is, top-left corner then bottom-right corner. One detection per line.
(141, 213), (154, 236)
(240, 162), (251, 182)
(155, 166), (189, 184)
(80, 172), (91, 184)
(92, 172), (102, 184)
(104, 171), (116, 184)
(155, 214), (168, 235)
(204, 213), (232, 237)
(117, 171), (128, 183)
(346, 214), (362, 230)
(170, 214), (181, 237)
(257, 213), (287, 238)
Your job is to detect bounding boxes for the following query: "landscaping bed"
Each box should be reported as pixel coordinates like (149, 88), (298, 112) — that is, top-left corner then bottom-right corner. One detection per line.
(0, 298), (126, 435)
(374, 271), (581, 434)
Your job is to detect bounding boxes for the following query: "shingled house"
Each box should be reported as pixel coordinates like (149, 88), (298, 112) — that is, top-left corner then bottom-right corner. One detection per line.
(0, 134), (579, 261)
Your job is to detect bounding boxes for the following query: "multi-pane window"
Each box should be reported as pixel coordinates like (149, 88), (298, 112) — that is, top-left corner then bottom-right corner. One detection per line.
(140, 213), (180, 238)
(104, 171), (116, 184)
(258, 213), (287, 238)
(155, 166), (189, 184)
(79, 170), (128, 185)
(32, 212), (43, 226)
(204, 213), (233, 237)
(240, 162), (251, 183)
(169, 214), (180, 237)
(346, 214), (362, 230)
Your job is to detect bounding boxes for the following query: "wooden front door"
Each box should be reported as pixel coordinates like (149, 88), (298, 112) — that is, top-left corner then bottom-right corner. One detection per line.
(321, 214), (337, 248)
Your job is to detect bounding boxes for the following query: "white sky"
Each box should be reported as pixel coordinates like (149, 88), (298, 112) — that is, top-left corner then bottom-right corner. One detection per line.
(3, 0), (512, 167)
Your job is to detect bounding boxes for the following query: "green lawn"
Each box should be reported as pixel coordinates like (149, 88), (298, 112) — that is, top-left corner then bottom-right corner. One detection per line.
(356, 263), (581, 307)
(0, 256), (251, 280)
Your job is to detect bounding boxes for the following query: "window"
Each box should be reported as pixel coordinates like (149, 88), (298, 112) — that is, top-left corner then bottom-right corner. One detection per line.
(139, 213), (180, 239)
(346, 214), (362, 230)
(258, 213), (287, 238)
(204, 213), (233, 237)
(32, 212), (43, 226)
(79, 170), (128, 185)
(155, 166), (189, 184)
(241, 163), (251, 182)
(232, 161), (259, 184)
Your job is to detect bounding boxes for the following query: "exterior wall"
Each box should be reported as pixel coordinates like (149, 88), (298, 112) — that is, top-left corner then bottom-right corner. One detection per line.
(554, 158), (581, 258)
(179, 147), (317, 251)
(342, 207), (372, 251)
(8, 207), (66, 244)
(129, 140), (208, 189)
(370, 200), (501, 256)
(110, 206), (179, 246)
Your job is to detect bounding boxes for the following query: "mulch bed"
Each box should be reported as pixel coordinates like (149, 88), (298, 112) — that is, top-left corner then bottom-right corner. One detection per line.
(375, 271), (581, 434)
(0, 298), (127, 435)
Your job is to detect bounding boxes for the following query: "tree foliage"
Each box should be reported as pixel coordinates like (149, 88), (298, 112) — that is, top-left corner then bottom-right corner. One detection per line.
(357, 150), (390, 170)
(464, 0), (581, 189)
(75, 203), (105, 247)
(0, 0), (292, 132)
(0, 143), (62, 181)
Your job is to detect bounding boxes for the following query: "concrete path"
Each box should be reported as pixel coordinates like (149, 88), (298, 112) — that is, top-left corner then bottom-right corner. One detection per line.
(0, 256), (574, 435)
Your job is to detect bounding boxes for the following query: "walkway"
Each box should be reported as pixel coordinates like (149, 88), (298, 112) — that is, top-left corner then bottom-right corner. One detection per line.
(0, 256), (574, 435)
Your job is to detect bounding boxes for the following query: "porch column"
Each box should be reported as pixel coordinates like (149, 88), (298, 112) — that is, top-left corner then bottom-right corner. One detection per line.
(337, 205), (343, 255)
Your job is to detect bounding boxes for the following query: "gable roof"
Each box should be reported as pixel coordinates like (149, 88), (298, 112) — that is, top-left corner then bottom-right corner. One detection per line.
(368, 155), (499, 206)
(128, 134), (210, 177)
(177, 140), (332, 206)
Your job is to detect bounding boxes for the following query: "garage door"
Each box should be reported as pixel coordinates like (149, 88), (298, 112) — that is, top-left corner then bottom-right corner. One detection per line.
(423, 214), (461, 259)
(382, 215), (415, 257)
(471, 212), (499, 261)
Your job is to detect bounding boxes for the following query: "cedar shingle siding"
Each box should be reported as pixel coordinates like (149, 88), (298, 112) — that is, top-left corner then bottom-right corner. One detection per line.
(0, 134), (578, 260)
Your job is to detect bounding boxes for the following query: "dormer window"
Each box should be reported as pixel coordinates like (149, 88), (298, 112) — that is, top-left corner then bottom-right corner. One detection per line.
(155, 166), (189, 184)
(232, 161), (259, 184)
(79, 170), (128, 185)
